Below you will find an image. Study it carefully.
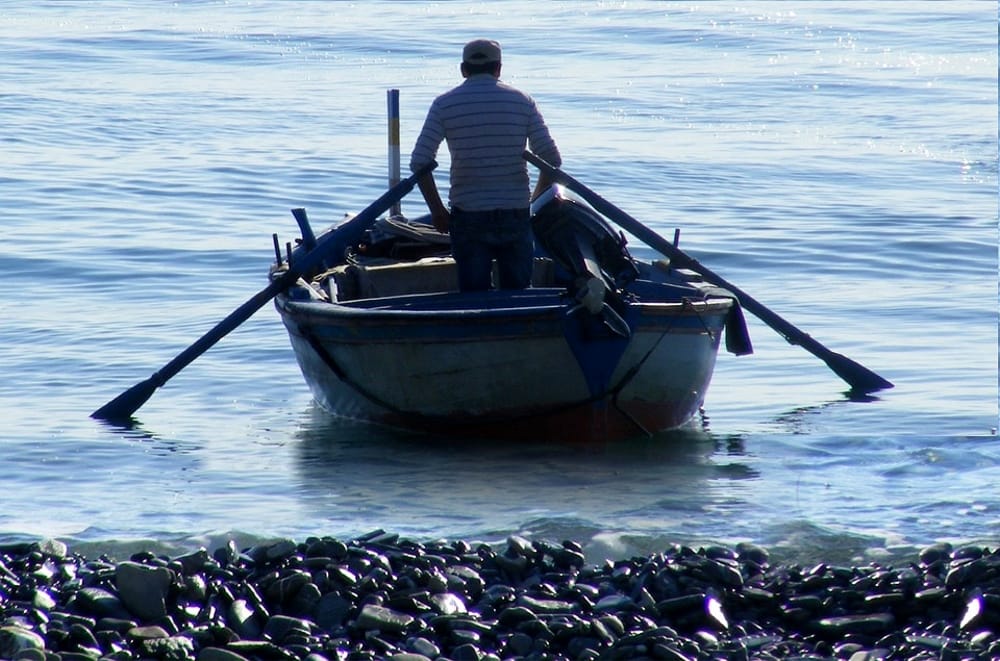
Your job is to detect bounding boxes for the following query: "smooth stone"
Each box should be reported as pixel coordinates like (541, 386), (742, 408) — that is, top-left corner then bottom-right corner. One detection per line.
(818, 613), (895, 635)
(553, 548), (586, 569)
(492, 554), (530, 578)
(288, 580), (322, 615)
(946, 558), (988, 589)
(430, 592), (467, 615)
(864, 592), (905, 609)
(213, 540), (240, 567)
(656, 593), (706, 615)
(835, 642), (865, 656)
(115, 561), (173, 620)
(197, 647), (251, 661)
(356, 604), (414, 634)
(566, 635), (601, 658)
(330, 566), (358, 587)
(140, 635), (195, 659)
(913, 586), (947, 603)
(589, 617), (615, 645)
(703, 545), (737, 561)
(450, 642), (483, 661)
(226, 640), (285, 657)
(35, 539), (68, 559)
(595, 594), (635, 613)
(502, 632), (534, 657)
(265, 539), (298, 561)
(174, 548), (211, 574)
(848, 651), (891, 661)
(516, 594), (576, 614)
(953, 545), (985, 561)
(505, 535), (534, 557)
(74, 586), (132, 619)
(303, 654), (331, 661)
(701, 558), (744, 588)
(31, 588), (56, 611)
(12, 648), (47, 661)
(126, 624), (170, 640)
(786, 595), (824, 612)
(0, 625), (45, 658)
(742, 586), (776, 602)
(406, 636), (440, 658)
(68, 623), (100, 650)
(183, 573), (208, 601)
(227, 598), (262, 639)
(315, 592), (352, 630)
(650, 643), (691, 661)
(263, 614), (312, 642)
(497, 605), (536, 627)
(597, 614), (625, 637)
(266, 571), (310, 603)
(306, 538), (348, 559)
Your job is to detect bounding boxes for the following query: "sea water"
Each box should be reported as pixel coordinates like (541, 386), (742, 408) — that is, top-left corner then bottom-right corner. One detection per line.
(1, 1), (996, 566)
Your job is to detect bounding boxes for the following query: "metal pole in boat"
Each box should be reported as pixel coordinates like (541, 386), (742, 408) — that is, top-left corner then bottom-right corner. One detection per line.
(387, 88), (401, 217)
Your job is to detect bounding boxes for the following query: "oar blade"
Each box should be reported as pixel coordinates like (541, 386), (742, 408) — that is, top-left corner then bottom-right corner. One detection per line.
(91, 377), (160, 421)
(824, 350), (894, 394)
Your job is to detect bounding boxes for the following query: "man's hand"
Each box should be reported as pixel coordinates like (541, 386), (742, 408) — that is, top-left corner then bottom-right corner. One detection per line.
(431, 210), (451, 234)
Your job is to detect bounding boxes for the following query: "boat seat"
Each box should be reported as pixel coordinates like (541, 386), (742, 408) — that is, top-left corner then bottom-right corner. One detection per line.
(323, 257), (556, 301)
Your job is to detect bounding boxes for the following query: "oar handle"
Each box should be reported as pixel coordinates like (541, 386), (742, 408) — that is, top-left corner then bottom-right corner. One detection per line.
(524, 151), (893, 394)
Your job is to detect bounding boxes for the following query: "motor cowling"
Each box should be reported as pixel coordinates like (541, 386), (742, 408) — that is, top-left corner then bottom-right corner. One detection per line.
(531, 185), (640, 289)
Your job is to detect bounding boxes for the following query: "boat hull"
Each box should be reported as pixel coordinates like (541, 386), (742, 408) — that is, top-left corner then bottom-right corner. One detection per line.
(276, 288), (730, 442)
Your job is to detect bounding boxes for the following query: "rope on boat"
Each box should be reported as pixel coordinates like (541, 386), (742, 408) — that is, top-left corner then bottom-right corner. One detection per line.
(681, 297), (716, 341)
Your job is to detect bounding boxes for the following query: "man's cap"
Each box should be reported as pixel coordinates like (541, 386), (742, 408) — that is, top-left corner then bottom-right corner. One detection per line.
(462, 39), (501, 65)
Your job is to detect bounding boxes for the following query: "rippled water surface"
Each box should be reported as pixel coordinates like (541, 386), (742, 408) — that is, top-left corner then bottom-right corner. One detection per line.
(1, 1), (996, 566)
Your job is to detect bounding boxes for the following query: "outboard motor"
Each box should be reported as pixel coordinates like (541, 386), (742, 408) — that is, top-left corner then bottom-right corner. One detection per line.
(531, 185), (640, 291)
(531, 185), (638, 336)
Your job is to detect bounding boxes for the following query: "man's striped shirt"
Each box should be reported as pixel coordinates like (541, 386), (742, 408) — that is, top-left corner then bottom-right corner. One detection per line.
(410, 74), (561, 211)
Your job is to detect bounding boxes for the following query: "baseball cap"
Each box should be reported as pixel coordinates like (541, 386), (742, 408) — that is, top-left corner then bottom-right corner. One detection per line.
(462, 39), (501, 65)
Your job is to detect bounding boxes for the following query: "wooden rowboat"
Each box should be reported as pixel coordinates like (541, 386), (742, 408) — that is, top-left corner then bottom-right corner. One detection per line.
(272, 184), (752, 442)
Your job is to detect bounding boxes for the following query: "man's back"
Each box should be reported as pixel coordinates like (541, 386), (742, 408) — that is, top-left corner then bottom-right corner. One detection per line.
(410, 74), (560, 211)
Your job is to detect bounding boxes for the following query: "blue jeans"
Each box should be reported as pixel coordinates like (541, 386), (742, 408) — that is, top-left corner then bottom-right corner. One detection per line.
(449, 208), (533, 292)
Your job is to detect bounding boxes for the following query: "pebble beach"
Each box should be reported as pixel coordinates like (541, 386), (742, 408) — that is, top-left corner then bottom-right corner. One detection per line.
(1, 534), (997, 661)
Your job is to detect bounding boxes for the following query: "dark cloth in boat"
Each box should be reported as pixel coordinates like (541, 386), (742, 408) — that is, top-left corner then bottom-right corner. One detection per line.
(450, 207), (533, 291)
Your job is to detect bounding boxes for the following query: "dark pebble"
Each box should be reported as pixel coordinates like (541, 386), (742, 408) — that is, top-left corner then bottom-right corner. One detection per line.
(0, 535), (996, 660)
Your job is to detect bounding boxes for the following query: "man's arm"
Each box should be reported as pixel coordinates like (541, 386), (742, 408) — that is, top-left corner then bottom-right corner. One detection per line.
(526, 100), (561, 202)
(410, 101), (450, 232)
(417, 172), (451, 233)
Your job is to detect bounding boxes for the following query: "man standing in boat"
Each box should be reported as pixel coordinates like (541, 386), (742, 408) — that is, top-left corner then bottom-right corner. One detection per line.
(409, 38), (562, 292)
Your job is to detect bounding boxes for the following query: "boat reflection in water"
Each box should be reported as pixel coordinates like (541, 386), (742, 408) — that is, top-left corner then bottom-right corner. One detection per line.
(291, 404), (758, 562)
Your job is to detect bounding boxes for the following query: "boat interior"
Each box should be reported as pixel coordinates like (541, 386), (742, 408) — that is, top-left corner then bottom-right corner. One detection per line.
(318, 256), (557, 303)
(294, 186), (721, 312)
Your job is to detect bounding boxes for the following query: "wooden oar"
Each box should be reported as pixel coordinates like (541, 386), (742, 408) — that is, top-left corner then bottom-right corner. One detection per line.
(524, 151), (893, 394)
(92, 161), (436, 422)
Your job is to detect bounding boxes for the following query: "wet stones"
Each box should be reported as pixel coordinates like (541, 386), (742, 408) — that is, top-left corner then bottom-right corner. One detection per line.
(0, 624), (46, 659)
(357, 604), (415, 634)
(115, 560), (172, 620)
(0, 538), (996, 660)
